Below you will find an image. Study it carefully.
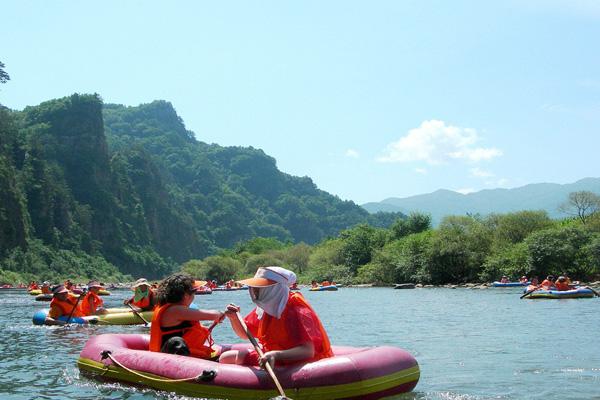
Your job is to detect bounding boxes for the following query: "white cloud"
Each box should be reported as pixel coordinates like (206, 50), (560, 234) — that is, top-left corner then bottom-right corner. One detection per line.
(377, 120), (502, 165)
(345, 149), (360, 158)
(415, 168), (428, 174)
(470, 167), (494, 178)
(455, 188), (476, 194)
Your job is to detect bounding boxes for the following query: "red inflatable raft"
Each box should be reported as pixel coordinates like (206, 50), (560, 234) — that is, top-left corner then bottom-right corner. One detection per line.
(78, 333), (419, 399)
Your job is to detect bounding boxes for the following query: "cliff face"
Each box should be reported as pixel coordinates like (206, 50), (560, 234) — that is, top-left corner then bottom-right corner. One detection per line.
(0, 94), (402, 280)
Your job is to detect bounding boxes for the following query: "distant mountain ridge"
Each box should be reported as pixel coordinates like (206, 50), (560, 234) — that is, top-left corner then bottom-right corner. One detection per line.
(362, 178), (600, 225)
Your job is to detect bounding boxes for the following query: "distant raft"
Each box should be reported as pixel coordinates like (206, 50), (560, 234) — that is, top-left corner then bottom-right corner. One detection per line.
(492, 281), (528, 287)
(525, 287), (595, 299)
(309, 285), (339, 291)
(32, 308), (153, 326)
(78, 333), (420, 400)
(29, 289), (42, 295)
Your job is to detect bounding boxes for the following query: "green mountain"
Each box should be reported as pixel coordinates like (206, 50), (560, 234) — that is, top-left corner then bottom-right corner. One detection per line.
(0, 94), (402, 281)
(362, 178), (600, 225)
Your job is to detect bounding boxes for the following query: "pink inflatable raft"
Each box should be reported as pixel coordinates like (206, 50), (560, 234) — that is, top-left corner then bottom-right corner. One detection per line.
(78, 334), (419, 399)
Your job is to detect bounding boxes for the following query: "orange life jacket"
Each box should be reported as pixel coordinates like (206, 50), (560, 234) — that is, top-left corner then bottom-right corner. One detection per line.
(41, 286), (52, 294)
(80, 291), (104, 316)
(321, 281), (330, 287)
(540, 280), (554, 289)
(149, 304), (213, 359)
(252, 292), (333, 362)
(130, 289), (155, 310)
(49, 294), (83, 318)
(555, 281), (570, 291)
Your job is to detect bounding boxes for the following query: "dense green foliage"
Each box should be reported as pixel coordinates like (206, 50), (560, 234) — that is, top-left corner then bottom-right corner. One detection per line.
(0, 94), (402, 283)
(182, 210), (600, 285)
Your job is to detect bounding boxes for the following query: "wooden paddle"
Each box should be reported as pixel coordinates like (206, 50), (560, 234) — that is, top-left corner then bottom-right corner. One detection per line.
(65, 288), (86, 324)
(234, 311), (290, 399)
(520, 287), (540, 299)
(583, 286), (600, 297)
(125, 302), (150, 326)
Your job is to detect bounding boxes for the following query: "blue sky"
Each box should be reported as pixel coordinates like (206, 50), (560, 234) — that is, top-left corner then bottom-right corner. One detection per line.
(2, 1), (599, 204)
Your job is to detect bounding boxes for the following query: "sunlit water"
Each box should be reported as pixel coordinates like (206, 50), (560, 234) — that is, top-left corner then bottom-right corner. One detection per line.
(1, 287), (598, 399)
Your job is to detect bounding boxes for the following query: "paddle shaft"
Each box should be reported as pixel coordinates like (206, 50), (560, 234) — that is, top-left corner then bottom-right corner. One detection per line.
(584, 286), (600, 297)
(65, 289), (86, 324)
(520, 287), (539, 299)
(234, 312), (289, 399)
(126, 302), (149, 326)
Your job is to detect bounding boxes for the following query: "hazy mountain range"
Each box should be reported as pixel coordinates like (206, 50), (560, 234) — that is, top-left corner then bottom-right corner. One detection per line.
(362, 178), (600, 226)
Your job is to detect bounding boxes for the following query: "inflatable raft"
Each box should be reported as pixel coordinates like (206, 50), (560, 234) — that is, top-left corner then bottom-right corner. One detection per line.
(29, 289), (42, 295)
(35, 294), (53, 302)
(32, 308), (153, 325)
(309, 285), (338, 291)
(212, 286), (248, 291)
(492, 281), (528, 287)
(525, 287), (595, 299)
(78, 333), (419, 400)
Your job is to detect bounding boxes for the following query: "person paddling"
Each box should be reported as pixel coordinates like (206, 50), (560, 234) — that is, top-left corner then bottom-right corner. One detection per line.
(123, 278), (156, 312)
(540, 275), (555, 290)
(80, 281), (107, 316)
(45, 285), (85, 325)
(220, 266), (333, 367)
(41, 281), (52, 294)
(148, 273), (232, 358)
(554, 276), (570, 291)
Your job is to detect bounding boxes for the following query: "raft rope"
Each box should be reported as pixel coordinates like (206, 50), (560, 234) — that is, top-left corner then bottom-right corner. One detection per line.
(100, 350), (217, 383)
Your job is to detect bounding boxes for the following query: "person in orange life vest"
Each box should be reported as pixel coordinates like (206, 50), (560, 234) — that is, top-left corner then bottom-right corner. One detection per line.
(124, 278), (156, 312)
(45, 285), (86, 325)
(80, 280), (107, 316)
(321, 280), (331, 287)
(219, 266), (333, 368)
(554, 276), (571, 291)
(41, 281), (52, 294)
(540, 275), (555, 290)
(149, 273), (231, 358)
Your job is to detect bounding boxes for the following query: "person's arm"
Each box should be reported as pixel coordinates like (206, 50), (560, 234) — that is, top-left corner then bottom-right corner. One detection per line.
(165, 305), (224, 325)
(261, 342), (315, 367)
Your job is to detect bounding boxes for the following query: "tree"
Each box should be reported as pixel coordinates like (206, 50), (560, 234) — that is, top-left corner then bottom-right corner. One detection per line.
(0, 61), (9, 84)
(559, 191), (600, 224)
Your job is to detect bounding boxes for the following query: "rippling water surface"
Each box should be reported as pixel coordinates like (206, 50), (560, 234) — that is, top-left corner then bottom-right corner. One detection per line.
(1, 287), (598, 399)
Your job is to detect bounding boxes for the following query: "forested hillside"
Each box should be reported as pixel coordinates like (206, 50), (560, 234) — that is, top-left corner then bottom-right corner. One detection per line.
(0, 94), (402, 282)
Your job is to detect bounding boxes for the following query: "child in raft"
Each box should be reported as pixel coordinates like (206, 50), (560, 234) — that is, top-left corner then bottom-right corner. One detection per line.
(80, 280), (108, 316)
(149, 273), (234, 358)
(219, 266), (333, 367)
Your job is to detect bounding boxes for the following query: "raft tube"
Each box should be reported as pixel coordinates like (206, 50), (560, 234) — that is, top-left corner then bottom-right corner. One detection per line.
(492, 281), (529, 287)
(29, 289), (42, 295)
(309, 285), (338, 291)
(35, 294), (53, 302)
(32, 309), (153, 326)
(212, 286), (248, 291)
(526, 287), (594, 299)
(77, 333), (419, 400)
(195, 287), (213, 295)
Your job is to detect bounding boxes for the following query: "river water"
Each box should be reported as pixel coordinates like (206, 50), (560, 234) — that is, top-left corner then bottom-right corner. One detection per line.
(1, 287), (598, 400)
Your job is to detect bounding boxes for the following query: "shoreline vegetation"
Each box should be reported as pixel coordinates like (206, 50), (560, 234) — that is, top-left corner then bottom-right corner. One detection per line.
(3, 207), (600, 286)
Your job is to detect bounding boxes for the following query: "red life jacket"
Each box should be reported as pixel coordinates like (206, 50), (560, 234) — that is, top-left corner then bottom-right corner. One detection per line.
(49, 294), (83, 318)
(80, 291), (104, 316)
(540, 279), (554, 290)
(149, 304), (213, 359)
(130, 289), (155, 310)
(247, 292), (333, 363)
